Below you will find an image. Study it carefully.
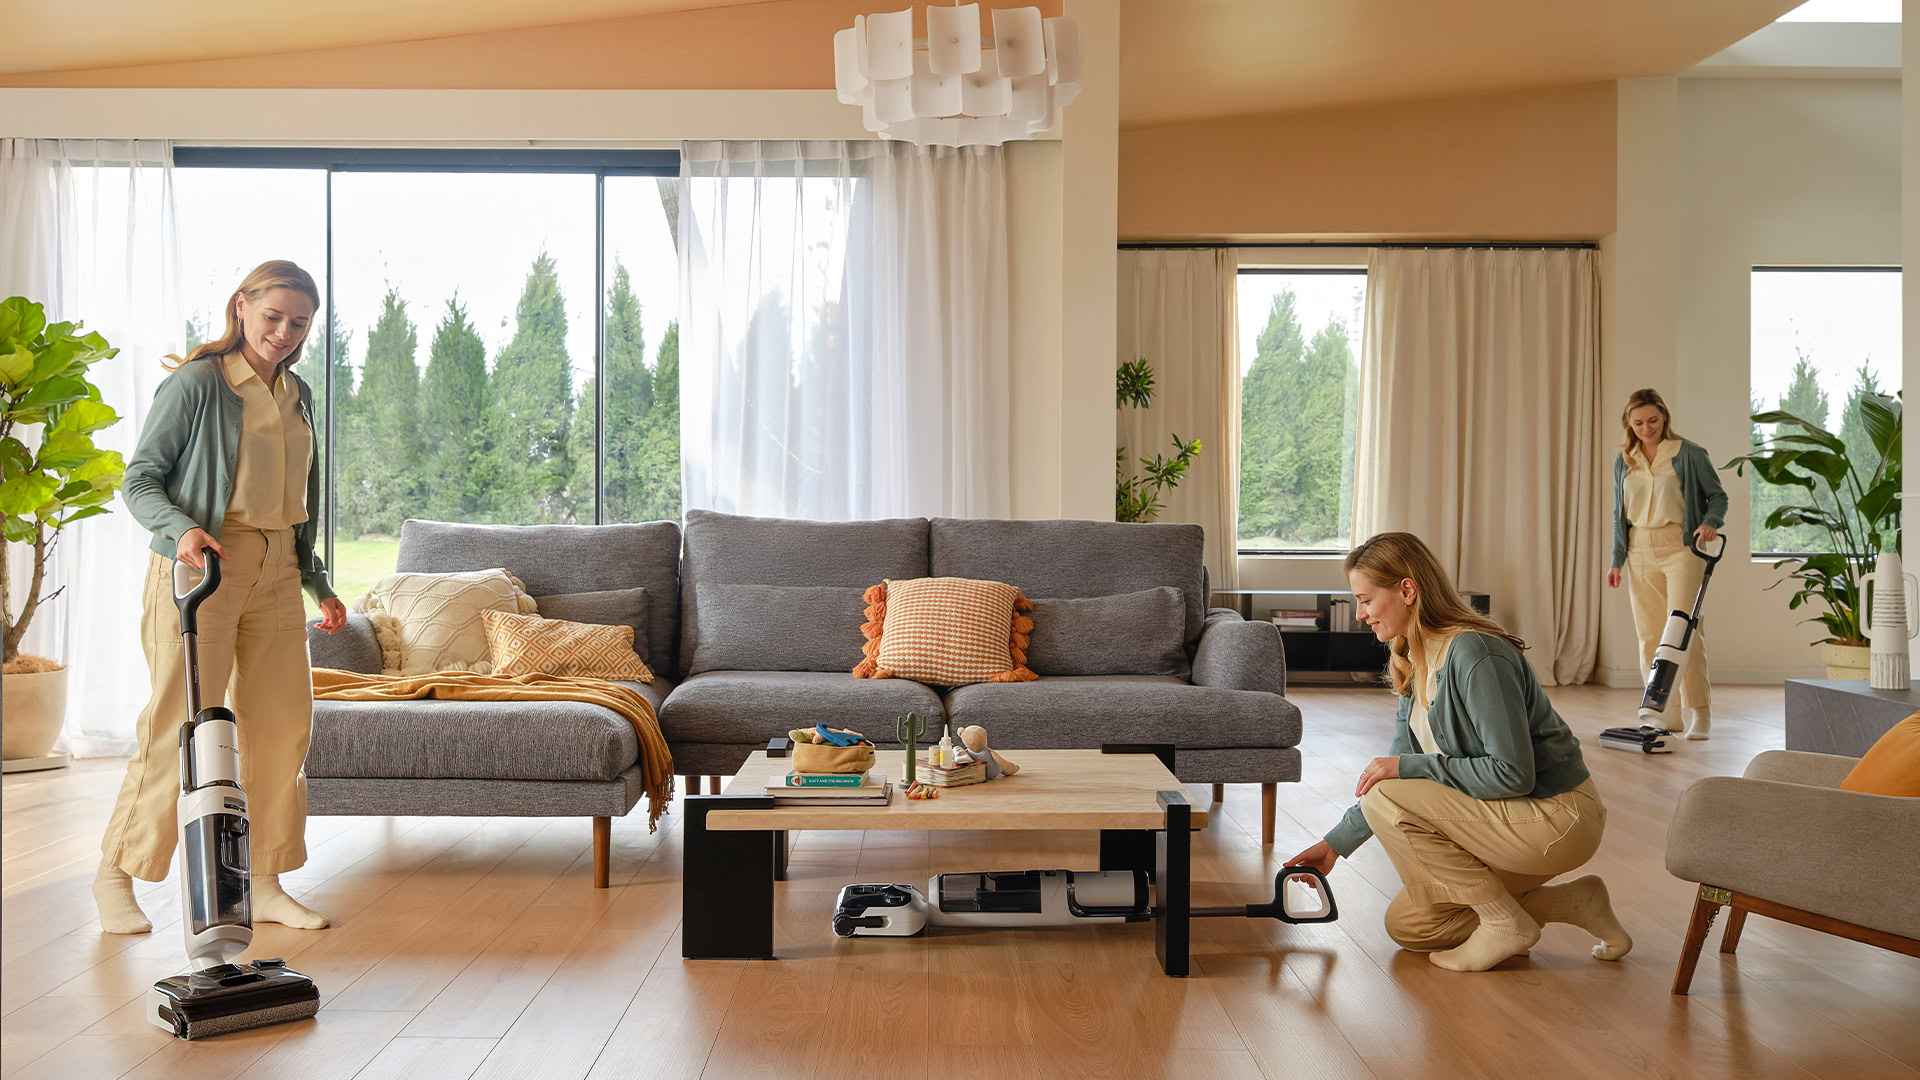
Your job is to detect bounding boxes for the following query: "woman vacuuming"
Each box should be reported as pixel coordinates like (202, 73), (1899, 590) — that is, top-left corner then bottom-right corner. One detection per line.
(1285, 532), (1631, 971)
(95, 260), (346, 934)
(1608, 387), (1727, 740)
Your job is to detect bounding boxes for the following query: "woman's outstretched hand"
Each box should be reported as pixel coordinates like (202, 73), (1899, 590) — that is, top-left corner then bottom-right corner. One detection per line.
(1284, 840), (1338, 878)
(175, 528), (226, 570)
(1355, 755), (1400, 797)
(314, 597), (347, 634)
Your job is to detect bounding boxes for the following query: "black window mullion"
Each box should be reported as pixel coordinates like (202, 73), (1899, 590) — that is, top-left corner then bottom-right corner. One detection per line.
(595, 171), (607, 525)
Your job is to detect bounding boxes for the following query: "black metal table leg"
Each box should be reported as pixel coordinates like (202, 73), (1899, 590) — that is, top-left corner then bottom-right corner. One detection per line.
(682, 795), (776, 960)
(1156, 790), (1191, 978)
(774, 830), (788, 882)
(1100, 743), (1177, 873)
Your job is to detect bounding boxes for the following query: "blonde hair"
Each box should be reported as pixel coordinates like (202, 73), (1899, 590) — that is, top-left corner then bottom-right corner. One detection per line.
(164, 260), (320, 372)
(1620, 387), (1681, 463)
(1344, 532), (1527, 697)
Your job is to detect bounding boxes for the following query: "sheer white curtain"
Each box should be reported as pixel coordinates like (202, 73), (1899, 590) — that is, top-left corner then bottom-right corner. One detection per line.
(1352, 247), (1600, 685)
(1116, 248), (1240, 589)
(678, 140), (1009, 521)
(1, 139), (181, 756)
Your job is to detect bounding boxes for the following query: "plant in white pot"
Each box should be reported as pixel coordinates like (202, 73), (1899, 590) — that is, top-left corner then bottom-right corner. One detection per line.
(1724, 391), (1901, 679)
(1, 297), (125, 770)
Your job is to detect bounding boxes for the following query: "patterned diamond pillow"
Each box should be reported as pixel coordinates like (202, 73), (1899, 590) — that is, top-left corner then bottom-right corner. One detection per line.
(356, 568), (537, 675)
(481, 610), (656, 681)
(852, 577), (1037, 687)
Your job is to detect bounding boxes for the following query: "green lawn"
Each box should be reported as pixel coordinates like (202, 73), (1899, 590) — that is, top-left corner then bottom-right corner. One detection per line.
(306, 538), (399, 616)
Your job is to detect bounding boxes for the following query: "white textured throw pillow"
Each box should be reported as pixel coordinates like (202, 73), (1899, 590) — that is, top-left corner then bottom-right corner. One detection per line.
(355, 568), (537, 675)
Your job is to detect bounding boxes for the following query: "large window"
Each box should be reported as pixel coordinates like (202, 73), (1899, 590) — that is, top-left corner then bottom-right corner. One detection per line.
(174, 149), (680, 606)
(1236, 268), (1365, 553)
(1749, 267), (1901, 557)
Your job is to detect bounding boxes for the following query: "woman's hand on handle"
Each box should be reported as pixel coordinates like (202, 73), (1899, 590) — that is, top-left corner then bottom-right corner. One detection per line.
(1693, 524), (1718, 547)
(1284, 840), (1339, 881)
(175, 528), (225, 570)
(315, 597), (347, 634)
(1606, 567), (1622, 589)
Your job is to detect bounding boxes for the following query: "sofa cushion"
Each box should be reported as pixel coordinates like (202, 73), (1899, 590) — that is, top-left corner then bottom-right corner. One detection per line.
(942, 676), (1302, 751)
(359, 568), (538, 674)
(929, 518), (1207, 666)
(481, 610), (656, 681)
(688, 584), (868, 674)
(532, 587), (651, 663)
(308, 613), (384, 674)
(308, 694), (649, 782)
(1026, 588), (1187, 676)
(659, 670), (944, 745)
(397, 519), (683, 678)
(855, 577), (1037, 686)
(679, 509), (929, 677)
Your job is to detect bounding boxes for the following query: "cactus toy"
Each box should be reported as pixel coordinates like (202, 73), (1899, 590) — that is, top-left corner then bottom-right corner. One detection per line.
(896, 711), (928, 785)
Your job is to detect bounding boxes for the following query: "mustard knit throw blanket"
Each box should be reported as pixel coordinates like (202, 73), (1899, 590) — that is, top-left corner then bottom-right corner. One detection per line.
(310, 668), (675, 830)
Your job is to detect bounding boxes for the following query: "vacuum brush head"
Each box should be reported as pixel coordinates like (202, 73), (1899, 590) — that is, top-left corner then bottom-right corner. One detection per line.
(177, 997), (319, 1039)
(149, 960), (319, 1040)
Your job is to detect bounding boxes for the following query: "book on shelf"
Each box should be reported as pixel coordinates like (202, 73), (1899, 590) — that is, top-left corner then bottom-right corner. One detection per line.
(913, 758), (987, 786)
(1271, 616), (1322, 630)
(1274, 608), (1322, 619)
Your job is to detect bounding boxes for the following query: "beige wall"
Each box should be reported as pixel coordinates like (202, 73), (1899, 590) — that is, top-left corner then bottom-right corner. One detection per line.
(1118, 83), (1617, 242)
(1598, 75), (1901, 685)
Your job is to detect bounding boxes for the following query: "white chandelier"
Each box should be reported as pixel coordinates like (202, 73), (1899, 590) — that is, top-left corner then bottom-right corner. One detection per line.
(834, 4), (1083, 147)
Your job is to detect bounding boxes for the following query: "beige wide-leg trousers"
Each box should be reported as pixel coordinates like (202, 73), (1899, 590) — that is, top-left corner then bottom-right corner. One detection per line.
(101, 525), (314, 880)
(1360, 776), (1606, 952)
(1626, 523), (1712, 713)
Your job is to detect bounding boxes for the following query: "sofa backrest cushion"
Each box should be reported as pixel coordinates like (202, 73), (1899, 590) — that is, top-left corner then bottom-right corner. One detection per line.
(532, 587), (651, 663)
(688, 584), (869, 674)
(1026, 588), (1188, 677)
(680, 509), (929, 677)
(930, 518), (1207, 665)
(396, 519), (682, 675)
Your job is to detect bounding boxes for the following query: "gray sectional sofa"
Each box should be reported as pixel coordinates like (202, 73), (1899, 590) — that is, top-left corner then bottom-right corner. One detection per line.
(305, 510), (1304, 885)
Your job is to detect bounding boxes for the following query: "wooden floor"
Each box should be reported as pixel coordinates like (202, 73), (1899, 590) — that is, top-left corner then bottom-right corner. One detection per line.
(3, 683), (1916, 1080)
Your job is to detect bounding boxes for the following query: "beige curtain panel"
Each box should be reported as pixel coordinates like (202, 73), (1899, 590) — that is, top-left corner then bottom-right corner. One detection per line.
(1353, 247), (1601, 685)
(1116, 248), (1241, 591)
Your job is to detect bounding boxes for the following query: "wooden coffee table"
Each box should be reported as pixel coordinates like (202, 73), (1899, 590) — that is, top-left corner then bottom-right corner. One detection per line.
(681, 744), (1206, 976)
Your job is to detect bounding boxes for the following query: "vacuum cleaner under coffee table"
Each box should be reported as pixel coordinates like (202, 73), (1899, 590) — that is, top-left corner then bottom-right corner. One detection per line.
(147, 550), (319, 1040)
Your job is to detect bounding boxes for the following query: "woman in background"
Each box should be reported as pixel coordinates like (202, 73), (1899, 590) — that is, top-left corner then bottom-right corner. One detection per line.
(1607, 388), (1727, 740)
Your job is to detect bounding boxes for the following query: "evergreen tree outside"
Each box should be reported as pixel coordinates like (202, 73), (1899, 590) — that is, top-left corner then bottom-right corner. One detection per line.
(641, 321), (682, 523)
(1752, 354), (1831, 555)
(419, 297), (489, 523)
(480, 253), (575, 524)
(1237, 287), (1361, 549)
(340, 288), (426, 537)
(569, 264), (654, 523)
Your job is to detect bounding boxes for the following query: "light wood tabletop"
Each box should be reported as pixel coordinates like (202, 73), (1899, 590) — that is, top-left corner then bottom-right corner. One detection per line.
(710, 748), (1209, 832)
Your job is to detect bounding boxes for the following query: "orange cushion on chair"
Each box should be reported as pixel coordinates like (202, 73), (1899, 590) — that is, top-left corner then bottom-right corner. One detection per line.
(1839, 712), (1920, 796)
(852, 577), (1038, 687)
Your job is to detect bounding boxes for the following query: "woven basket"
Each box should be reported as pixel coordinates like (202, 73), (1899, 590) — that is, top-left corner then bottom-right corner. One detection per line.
(791, 742), (875, 774)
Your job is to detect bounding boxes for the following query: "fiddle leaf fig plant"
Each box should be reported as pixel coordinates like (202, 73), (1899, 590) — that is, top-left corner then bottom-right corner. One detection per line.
(1, 296), (125, 668)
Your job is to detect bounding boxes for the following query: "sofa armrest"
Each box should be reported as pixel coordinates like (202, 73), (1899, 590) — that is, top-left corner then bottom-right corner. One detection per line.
(307, 613), (385, 674)
(1741, 749), (1859, 789)
(1665, 775), (1920, 940)
(1192, 612), (1286, 696)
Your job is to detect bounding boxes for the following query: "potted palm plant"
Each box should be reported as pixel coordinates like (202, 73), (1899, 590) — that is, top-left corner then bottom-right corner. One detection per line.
(1115, 358), (1202, 523)
(1, 297), (125, 770)
(1724, 391), (1901, 678)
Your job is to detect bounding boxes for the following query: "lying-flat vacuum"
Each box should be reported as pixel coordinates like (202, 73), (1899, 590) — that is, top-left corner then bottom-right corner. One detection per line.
(1601, 534), (1726, 754)
(147, 550), (319, 1040)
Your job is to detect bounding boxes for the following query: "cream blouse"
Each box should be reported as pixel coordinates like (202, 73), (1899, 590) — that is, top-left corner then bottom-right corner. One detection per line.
(1623, 438), (1684, 529)
(220, 351), (311, 531)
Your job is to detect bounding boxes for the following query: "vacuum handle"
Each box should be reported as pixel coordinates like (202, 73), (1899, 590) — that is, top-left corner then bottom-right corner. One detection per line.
(173, 549), (222, 637)
(1689, 532), (1727, 569)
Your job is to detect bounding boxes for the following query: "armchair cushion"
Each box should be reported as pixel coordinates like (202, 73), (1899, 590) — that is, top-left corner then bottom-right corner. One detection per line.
(1191, 612), (1287, 696)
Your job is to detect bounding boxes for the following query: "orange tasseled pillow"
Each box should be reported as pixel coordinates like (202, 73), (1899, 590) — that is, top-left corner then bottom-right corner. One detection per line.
(852, 577), (1038, 687)
(1840, 712), (1920, 796)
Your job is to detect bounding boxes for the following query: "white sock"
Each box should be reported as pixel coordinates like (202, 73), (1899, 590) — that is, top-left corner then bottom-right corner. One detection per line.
(1430, 892), (1540, 972)
(92, 862), (152, 935)
(1521, 875), (1633, 960)
(1684, 708), (1711, 740)
(251, 873), (329, 929)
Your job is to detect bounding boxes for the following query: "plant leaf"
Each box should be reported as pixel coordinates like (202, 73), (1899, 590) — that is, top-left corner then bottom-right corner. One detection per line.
(51, 398), (117, 435)
(0, 474), (59, 516)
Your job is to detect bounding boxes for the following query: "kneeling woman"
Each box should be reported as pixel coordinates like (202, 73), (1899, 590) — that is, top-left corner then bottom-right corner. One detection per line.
(1286, 533), (1632, 971)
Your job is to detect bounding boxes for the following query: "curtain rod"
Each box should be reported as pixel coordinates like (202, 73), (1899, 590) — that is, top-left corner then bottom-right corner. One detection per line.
(1118, 241), (1598, 251)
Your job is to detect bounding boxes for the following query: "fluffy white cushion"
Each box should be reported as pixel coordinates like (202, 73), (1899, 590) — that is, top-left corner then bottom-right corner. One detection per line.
(354, 568), (537, 675)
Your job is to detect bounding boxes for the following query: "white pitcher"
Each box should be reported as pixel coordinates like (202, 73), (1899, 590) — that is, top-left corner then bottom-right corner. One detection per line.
(1868, 552), (1918, 690)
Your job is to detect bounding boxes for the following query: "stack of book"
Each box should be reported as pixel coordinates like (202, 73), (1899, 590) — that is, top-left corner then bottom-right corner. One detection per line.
(913, 758), (987, 788)
(764, 771), (893, 804)
(1270, 608), (1323, 631)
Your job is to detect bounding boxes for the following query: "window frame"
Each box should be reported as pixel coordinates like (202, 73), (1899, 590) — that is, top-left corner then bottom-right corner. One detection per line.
(173, 146), (681, 573)
(1232, 264), (1368, 557)
(1747, 263), (1901, 563)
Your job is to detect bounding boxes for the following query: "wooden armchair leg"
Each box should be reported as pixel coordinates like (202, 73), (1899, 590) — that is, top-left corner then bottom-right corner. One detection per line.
(1212, 783), (1224, 804)
(1719, 907), (1748, 954)
(1672, 886), (1727, 995)
(593, 816), (611, 889)
(1261, 783), (1276, 846)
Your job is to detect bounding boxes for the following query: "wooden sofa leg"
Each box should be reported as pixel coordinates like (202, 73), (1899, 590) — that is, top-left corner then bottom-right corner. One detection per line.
(688, 775), (703, 795)
(1261, 783), (1276, 846)
(593, 816), (611, 889)
(1212, 783), (1224, 804)
(1719, 906), (1748, 954)
(1672, 887), (1726, 995)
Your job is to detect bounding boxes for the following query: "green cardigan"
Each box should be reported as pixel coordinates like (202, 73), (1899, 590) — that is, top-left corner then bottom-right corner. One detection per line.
(1611, 439), (1727, 570)
(121, 357), (336, 602)
(1323, 632), (1590, 857)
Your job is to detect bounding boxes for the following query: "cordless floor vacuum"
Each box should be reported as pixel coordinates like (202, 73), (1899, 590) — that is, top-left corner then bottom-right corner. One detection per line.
(832, 866), (1337, 936)
(1601, 534), (1726, 755)
(148, 550), (320, 1040)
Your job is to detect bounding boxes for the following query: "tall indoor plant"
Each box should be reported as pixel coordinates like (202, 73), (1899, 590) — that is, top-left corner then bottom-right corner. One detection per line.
(1724, 391), (1901, 676)
(1115, 358), (1202, 523)
(0, 297), (125, 768)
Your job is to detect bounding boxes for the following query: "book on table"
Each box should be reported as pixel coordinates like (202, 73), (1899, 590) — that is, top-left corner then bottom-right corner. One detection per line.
(766, 773), (892, 803)
(913, 759), (986, 787)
